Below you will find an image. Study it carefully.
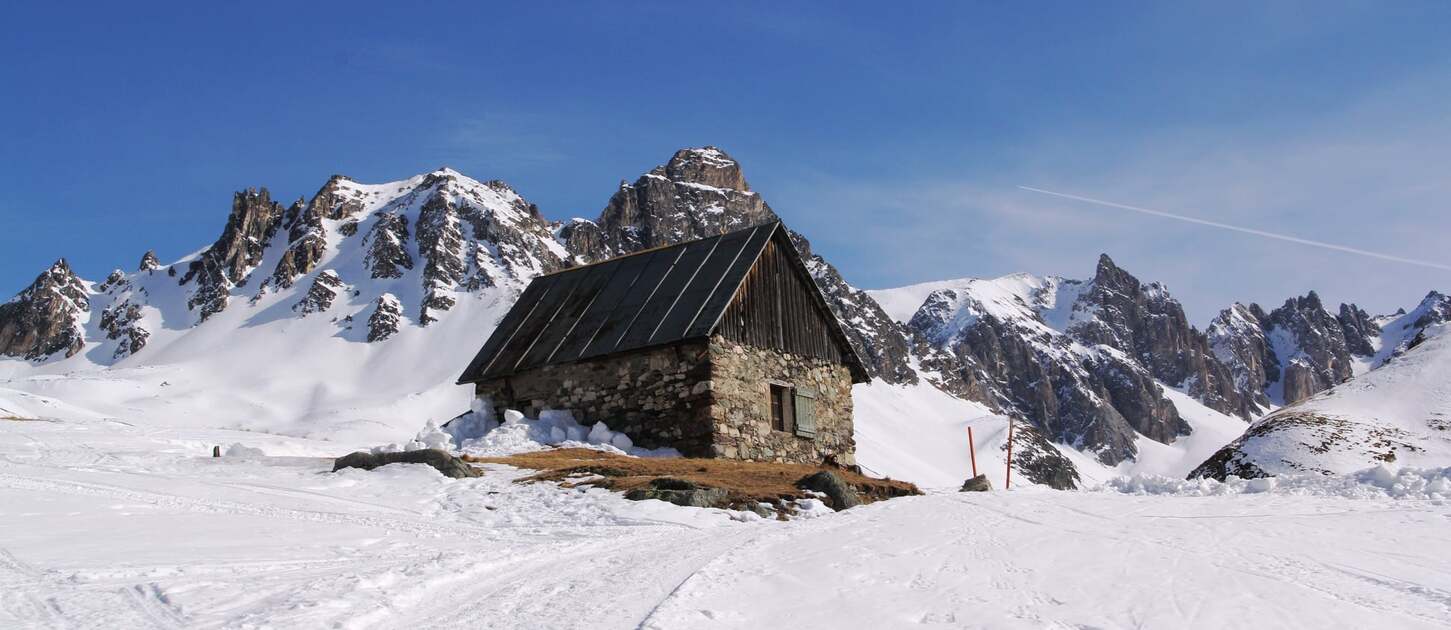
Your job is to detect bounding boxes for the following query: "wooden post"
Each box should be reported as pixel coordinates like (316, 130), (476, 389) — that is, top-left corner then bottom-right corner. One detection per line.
(967, 426), (978, 478)
(1004, 421), (1014, 490)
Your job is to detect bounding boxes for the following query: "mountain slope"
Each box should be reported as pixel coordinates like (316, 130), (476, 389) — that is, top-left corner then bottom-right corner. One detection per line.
(2, 146), (1445, 486)
(870, 259), (1256, 466)
(1193, 319), (1451, 479)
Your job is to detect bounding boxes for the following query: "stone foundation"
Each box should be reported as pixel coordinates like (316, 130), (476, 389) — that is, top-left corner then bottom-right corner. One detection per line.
(471, 335), (857, 465)
(473, 341), (716, 456)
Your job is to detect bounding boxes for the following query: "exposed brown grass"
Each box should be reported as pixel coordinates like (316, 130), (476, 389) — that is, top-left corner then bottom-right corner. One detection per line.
(467, 448), (919, 508)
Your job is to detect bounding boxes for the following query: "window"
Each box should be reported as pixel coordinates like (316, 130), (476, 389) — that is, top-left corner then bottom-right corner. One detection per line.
(770, 384), (791, 432)
(771, 383), (817, 438)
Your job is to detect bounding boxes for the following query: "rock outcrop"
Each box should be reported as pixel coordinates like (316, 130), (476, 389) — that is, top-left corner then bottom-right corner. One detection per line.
(367, 293), (403, 342)
(590, 147), (772, 258)
(332, 448), (481, 479)
(268, 197), (326, 290)
(1207, 303), (1278, 408)
(797, 470), (863, 510)
(137, 250), (161, 273)
(1409, 291), (1451, 331)
(294, 270), (345, 316)
(1004, 421), (1082, 490)
(308, 175), (369, 220)
(625, 477), (730, 508)
(179, 188), (286, 321)
(1260, 292), (1364, 404)
(0, 260), (91, 360)
(1066, 255), (1258, 419)
(906, 285), (1186, 465)
(410, 172), (564, 326)
(363, 212), (413, 280)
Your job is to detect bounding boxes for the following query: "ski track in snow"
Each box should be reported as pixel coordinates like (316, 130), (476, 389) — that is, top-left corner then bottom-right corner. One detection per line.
(3, 415), (1451, 629)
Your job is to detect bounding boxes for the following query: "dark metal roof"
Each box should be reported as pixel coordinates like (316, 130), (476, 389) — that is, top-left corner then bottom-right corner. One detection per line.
(457, 221), (867, 384)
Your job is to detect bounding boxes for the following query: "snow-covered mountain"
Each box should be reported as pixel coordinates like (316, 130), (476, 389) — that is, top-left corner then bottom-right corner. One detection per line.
(871, 257), (1260, 466)
(1193, 302), (1451, 479)
(1, 146), (1445, 487)
(0, 147), (922, 453)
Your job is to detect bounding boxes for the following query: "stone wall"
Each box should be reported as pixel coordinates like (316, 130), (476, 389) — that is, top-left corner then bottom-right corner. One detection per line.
(470, 335), (858, 466)
(473, 341), (716, 456)
(705, 337), (856, 465)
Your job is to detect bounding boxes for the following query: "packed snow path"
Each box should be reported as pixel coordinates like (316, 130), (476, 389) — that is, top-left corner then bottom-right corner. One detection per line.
(2, 417), (1449, 629)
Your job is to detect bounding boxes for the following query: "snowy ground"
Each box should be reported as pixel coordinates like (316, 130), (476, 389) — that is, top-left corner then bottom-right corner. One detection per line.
(4, 409), (1450, 629)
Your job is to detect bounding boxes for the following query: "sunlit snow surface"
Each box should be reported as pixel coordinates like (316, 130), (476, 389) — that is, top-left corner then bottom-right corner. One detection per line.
(2, 394), (1449, 629)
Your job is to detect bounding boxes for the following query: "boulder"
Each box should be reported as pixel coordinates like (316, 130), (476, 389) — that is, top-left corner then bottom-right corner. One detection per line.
(797, 470), (862, 510)
(960, 474), (993, 492)
(624, 477), (729, 508)
(332, 448), (480, 479)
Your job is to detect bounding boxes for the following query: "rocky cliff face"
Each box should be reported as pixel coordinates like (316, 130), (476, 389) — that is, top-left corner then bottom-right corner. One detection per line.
(0, 260), (90, 360)
(367, 294), (403, 342)
(1065, 255), (1259, 419)
(1407, 291), (1451, 331)
(179, 188), (286, 321)
(904, 282), (1187, 465)
(294, 270), (346, 316)
(95, 269), (150, 359)
(1206, 292), (1384, 405)
(267, 197), (325, 291)
(575, 147), (773, 260)
(1207, 303), (1277, 409)
(1263, 292), (1363, 404)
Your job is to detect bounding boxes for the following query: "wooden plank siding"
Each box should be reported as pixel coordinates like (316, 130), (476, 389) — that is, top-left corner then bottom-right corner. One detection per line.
(716, 237), (845, 365)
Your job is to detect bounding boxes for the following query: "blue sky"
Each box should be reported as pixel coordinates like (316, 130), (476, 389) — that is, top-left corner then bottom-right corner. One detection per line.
(2, 2), (1448, 323)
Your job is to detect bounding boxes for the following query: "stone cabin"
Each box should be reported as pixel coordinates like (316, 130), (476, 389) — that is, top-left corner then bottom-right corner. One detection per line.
(456, 221), (870, 465)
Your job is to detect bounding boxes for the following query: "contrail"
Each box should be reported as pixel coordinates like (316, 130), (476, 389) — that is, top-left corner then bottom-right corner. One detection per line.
(1018, 185), (1451, 272)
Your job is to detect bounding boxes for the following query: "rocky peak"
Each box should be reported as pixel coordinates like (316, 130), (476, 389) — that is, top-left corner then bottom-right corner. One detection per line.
(1410, 291), (1451, 330)
(308, 175), (368, 220)
(1336, 303), (1379, 357)
(907, 289), (970, 345)
(1262, 292), (1358, 404)
(1068, 254), (1258, 419)
(409, 170), (565, 325)
(0, 259), (91, 360)
(1091, 253), (1133, 289)
(138, 250), (161, 272)
(591, 146), (774, 256)
(662, 146), (749, 191)
(179, 188), (286, 320)
(1207, 303), (1278, 409)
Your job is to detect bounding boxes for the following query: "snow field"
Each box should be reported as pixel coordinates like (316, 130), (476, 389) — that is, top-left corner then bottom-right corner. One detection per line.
(1102, 465), (1451, 500)
(3, 387), (1451, 628)
(369, 397), (680, 459)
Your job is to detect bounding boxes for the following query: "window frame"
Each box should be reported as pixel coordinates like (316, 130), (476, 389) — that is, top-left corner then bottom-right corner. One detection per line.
(769, 382), (794, 433)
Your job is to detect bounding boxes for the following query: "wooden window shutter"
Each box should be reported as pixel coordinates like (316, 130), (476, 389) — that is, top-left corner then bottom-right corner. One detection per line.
(793, 388), (816, 438)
